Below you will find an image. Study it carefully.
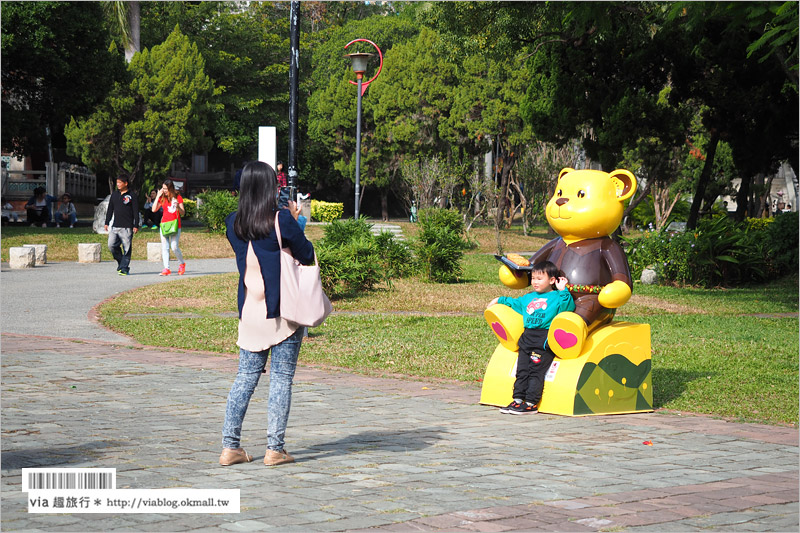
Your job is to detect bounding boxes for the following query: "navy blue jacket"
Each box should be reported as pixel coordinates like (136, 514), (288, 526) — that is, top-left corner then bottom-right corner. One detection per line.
(226, 209), (315, 319)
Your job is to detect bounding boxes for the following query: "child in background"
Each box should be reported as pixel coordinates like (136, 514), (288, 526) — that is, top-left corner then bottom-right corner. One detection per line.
(2, 202), (19, 224)
(487, 261), (575, 414)
(55, 193), (77, 228)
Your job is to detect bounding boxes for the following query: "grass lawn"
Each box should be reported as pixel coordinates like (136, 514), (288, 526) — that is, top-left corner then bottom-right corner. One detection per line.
(7, 221), (796, 425)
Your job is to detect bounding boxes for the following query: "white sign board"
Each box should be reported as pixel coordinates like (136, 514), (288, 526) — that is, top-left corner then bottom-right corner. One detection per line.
(258, 127), (277, 171)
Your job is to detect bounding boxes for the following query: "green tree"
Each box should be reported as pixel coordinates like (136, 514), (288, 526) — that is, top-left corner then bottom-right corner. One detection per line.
(429, 2), (797, 231)
(1, 1), (123, 157)
(307, 13), (419, 217)
(65, 27), (215, 192)
(445, 50), (539, 247)
(665, 3), (798, 226)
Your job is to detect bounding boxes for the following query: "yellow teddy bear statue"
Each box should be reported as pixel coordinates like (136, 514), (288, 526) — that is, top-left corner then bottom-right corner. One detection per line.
(482, 168), (653, 416)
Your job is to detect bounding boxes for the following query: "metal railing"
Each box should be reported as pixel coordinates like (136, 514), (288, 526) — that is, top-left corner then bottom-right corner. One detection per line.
(1, 162), (95, 201)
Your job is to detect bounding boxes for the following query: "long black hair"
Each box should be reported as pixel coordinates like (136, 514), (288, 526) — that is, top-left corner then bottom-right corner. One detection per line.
(234, 161), (278, 240)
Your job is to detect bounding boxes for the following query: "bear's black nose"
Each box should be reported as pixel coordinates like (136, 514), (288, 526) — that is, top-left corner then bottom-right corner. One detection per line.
(556, 198), (569, 206)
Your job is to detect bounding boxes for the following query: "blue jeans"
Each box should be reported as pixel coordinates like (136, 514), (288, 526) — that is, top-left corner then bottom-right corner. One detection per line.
(159, 229), (184, 269)
(55, 212), (77, 226)
(222, 327), (305, 451)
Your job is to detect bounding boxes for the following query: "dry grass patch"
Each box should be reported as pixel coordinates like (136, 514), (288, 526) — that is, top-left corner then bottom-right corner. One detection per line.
(622, 294), (707, 315)
(332, 278), (521, 314)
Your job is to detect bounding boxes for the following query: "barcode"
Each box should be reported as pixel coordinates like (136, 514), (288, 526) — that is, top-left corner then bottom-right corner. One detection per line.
(22, 468), (116, 491)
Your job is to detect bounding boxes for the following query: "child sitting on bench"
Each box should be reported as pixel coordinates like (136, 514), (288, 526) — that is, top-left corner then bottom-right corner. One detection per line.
(486, 261), (575, 414)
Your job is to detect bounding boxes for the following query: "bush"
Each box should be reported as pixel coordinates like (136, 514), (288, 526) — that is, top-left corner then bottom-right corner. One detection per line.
(197, 190), (239, 233)
(315, 217), (412, 296)
(764, 211), (799, 276)
(317, 236), (384, 296)
(624, 215), (778, 287)
(182, 198), (197, 219)
(374, 231), (415, 278)
(415, 208), (468, 283)
(310, 200), (344, 223)
(320, 217), (373, 247)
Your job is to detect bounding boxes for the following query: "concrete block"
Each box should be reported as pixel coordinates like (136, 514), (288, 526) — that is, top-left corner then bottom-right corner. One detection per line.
(93, 195), (110, 234)
(78, 243), (102, 263)
(147, 242), (162, 262)
(22, 244), (47, 265)
(641, 268), (658, 285)
(9, 247), (35, 269)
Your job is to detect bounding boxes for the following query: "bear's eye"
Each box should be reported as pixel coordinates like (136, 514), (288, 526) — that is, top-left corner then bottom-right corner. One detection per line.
(577, 190), (586, 198)
(557, 189), (563, 197)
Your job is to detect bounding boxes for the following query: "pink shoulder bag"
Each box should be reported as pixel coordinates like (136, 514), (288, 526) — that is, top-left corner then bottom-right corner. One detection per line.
(275, 213), (332, 327)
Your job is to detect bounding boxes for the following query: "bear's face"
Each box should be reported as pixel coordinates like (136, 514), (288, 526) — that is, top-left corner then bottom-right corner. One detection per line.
(546, 168), (637, 243)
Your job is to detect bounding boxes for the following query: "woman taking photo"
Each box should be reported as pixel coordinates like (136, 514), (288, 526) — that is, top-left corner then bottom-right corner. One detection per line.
(220, 161), (314, 467)
(152, 179), (186, 276)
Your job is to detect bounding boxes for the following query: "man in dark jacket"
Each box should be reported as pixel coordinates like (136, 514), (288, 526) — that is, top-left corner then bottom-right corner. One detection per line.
(104, 176), (139, 275)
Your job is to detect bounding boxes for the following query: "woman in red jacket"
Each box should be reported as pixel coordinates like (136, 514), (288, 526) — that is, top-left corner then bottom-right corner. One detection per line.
(152, 179), (186, 276)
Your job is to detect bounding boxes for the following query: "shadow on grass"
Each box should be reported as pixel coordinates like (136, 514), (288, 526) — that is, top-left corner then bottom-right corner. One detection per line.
(652, 368), (712, 408)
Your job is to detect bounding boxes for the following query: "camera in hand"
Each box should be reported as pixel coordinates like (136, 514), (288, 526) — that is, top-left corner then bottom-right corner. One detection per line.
(277, 186), (295, 209)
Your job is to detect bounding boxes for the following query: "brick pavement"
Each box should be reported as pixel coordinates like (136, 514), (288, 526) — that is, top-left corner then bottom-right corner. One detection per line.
(1, 333), (797, 532)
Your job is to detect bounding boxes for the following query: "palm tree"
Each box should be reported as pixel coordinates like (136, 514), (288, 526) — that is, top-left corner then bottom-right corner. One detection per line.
(106, 1), (140, 62)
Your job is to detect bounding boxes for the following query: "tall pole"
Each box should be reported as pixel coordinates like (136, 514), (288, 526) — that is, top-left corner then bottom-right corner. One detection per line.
(288, 1), (300, 199)
(345, 40), (383, 219)
(354, 76), (363, 220)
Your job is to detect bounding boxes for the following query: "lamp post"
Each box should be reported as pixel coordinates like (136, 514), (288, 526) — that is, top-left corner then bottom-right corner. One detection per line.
(344, 39), (382, 220)
(345, 52), (371, 219)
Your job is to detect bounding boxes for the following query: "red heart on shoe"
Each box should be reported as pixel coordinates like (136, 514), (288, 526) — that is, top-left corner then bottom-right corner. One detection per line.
(491, 322), (507, 341)
(554, 329), (578, 349)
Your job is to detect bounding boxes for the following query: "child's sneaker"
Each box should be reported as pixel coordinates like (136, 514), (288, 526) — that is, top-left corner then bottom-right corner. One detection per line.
(177, 263), (186, 275)
(508, 402), (538, 415)
(160, 268), (171, 276)
(500, 400), (524, 414)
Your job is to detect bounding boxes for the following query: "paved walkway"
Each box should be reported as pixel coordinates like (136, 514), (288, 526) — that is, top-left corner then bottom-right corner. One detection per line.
(1, 260), (798, 532)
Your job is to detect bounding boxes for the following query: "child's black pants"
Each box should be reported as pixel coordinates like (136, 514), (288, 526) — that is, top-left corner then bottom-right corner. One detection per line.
(513, 328), (555, 405)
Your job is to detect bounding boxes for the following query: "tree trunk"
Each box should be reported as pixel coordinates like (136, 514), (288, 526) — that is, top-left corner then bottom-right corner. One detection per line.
(124, 1), (141, 63)
(687, 130), (720, 230)
(380, 189), (388, 222)
(358, 184), (366, 217)
(622, 179), (652, 228)
(734, 173), (753, 222)
(758, 173), (775, 218)
(511, 179), (528, 236)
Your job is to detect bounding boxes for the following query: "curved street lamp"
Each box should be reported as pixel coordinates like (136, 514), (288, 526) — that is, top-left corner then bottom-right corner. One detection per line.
(344, 39), (382, 219)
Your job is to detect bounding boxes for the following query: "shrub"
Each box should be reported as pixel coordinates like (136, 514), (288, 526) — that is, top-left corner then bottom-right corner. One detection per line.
(315, 217), (412, 296)
(320, 217), (373, 247)
(374, 231), (415, 278)
(310, 200), (344, 223)
(197, 190), (238, 233)
(317, 236), (384, 296)
(624, 216), (775, 287)
(764, 212), (799, 276)
(182, 198), (197, 219)
(415, 208), (468, 283)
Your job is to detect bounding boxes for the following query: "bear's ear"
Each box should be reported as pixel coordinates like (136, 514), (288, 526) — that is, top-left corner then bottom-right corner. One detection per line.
(609, 169), (637, 202)
(558, 168), (574, 181)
